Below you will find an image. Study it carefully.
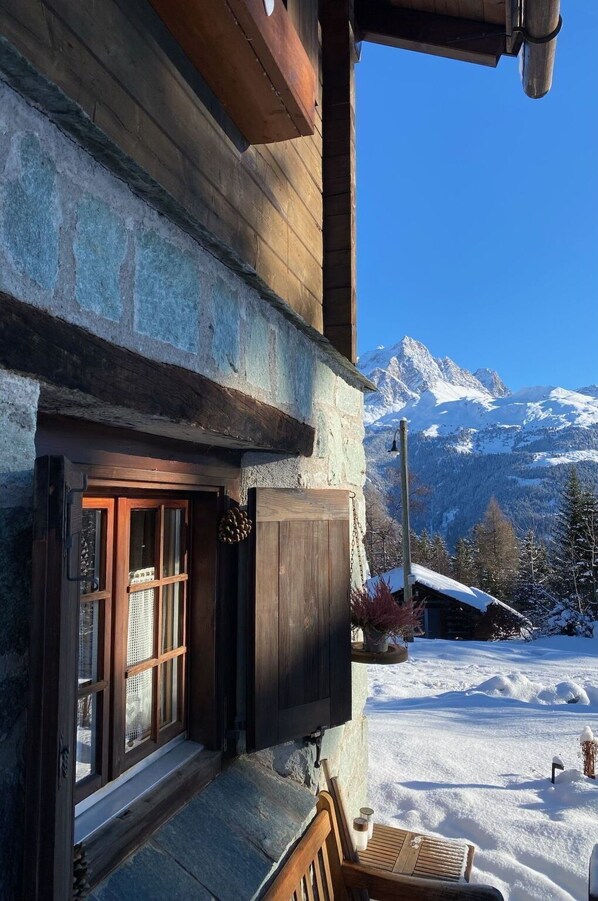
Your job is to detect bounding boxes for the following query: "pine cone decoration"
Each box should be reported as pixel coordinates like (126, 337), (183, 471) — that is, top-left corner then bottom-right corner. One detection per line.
(218, 508), (252, 544)
(73, 843), (89, 899)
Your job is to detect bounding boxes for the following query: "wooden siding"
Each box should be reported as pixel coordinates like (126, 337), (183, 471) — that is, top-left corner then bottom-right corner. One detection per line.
(0, 0), (325, 329)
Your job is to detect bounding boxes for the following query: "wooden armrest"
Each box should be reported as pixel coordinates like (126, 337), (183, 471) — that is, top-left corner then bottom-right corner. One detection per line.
(342, 862), (504, 901)
(590, 844), (598, 901)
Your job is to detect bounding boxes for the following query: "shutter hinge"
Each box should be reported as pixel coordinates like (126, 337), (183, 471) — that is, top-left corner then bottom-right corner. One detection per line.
(304, 727), (325, 769)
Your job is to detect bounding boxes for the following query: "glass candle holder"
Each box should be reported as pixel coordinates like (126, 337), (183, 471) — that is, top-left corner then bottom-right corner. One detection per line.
(360, 806), (374, 840)
(353, 816), (369, 852)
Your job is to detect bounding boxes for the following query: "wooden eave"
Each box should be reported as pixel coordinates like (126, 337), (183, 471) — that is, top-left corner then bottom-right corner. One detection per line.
(355, 0), (523, 68)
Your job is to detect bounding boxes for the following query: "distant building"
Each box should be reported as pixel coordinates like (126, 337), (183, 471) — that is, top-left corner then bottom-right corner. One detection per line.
(368, 564), (528, 641)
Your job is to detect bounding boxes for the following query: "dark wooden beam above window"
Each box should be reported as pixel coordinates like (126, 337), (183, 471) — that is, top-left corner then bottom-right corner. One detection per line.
(355, 1), (511, 67)
(0, 292), (314, 457)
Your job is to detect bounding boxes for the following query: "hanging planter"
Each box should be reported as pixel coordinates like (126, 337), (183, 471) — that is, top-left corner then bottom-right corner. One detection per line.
(350, 577), (424, 665)
(351, 642), (408, 665)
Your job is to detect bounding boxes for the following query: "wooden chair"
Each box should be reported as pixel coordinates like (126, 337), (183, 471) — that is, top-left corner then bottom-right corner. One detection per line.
(262, 792), (504, 900)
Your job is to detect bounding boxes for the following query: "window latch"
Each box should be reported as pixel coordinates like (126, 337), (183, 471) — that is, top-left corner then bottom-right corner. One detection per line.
(305, 727), (325, 769)
(58, 733), (70, 781)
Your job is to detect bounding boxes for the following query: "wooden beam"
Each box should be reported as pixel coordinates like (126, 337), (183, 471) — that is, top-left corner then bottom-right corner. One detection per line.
(0, 292), (315, 456)
(321, 0), (357, 363)
(355, 1), (508, 67)
(147, 0), (316, 143)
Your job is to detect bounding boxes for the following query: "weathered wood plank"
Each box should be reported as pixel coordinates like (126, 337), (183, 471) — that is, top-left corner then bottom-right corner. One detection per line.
(0, 292), (315, 456)
(255, 489), (350, 522)
(321, 0), (356, 363)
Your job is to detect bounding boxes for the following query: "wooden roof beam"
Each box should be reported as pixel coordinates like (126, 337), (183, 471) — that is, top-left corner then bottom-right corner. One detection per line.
(354, 1), (510, 68)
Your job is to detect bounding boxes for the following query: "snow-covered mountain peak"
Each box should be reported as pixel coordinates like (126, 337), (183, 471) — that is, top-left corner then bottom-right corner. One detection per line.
(359, 337), (598, 435)
(474, 368), (510, 398)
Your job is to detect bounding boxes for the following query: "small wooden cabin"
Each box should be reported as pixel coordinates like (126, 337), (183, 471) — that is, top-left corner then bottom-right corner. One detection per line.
(368, 564), (528, 641)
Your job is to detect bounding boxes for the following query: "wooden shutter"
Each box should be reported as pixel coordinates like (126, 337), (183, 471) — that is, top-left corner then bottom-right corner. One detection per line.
(23, 457), (82, 900)
(248, 488), (351, 752)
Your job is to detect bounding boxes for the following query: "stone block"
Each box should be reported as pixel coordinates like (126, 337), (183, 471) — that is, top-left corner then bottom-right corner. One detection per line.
(134, 230), (199, 353)
(0, 372), (39, 509)
(0, 772), (25, 901)
(245, 312), (271, 391)
(336, 378), (362, 419)
(89, 843), (213, 901)
(343, 436), (366, 488)
(0, 508), (32, 658)
(155, 792), (272, 901)
(2, 134), (59, 290)
(74, 195), (126, 321)
(210, 277), (240, 375)
(275, 326), (294, 408)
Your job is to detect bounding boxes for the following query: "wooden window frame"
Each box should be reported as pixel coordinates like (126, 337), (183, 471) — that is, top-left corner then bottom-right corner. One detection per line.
(75, 498), (114, 803)
(26, 422), (242, 897)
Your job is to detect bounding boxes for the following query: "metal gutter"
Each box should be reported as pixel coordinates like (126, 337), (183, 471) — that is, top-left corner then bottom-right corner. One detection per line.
(521, 0), (561, 99)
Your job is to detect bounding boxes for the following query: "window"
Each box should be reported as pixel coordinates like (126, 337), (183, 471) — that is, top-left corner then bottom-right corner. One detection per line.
(24, 443), (352, 899)
(76, 497), (190, 802)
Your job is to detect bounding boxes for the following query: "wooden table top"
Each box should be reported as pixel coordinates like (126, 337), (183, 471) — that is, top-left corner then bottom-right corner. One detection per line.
(358, 823), (473, 883)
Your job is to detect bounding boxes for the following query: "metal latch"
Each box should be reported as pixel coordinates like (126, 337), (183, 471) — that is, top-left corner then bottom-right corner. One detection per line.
(305, 727), (325, 769)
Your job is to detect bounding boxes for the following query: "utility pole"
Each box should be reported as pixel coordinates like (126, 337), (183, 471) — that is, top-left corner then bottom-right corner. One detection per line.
(390, 418), (413, 606)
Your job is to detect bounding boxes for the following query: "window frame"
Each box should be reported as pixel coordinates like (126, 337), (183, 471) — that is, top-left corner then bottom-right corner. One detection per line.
(26, 421), (242, 898)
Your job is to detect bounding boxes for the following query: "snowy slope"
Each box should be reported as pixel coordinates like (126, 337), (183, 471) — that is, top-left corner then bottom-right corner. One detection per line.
(359, 338), (598, 541)
(366, 636), (598, 901)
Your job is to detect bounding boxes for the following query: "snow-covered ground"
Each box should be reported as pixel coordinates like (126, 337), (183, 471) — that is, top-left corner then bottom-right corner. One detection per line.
(366, 637), (598, 900)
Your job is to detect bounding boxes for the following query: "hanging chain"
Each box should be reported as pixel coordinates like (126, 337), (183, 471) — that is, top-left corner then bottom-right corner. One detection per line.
(350, 492), (366, 587)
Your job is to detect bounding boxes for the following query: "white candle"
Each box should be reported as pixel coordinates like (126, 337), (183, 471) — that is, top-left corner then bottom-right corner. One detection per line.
(353, 817), (369, 852)
(360, 806), (375, 840)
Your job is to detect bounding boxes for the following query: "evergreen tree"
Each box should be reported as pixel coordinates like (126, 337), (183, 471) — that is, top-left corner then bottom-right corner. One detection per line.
(473, 497), (519, 600)
(514, 529), (553, 614)
(430, 533), (452, 576)
(452, 537), (478, 586)
(553, 468), (598, 617)
(412, 529), (433, 569)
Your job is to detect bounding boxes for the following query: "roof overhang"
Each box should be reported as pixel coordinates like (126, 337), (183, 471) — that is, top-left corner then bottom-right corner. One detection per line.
(354, 0), (561, 97)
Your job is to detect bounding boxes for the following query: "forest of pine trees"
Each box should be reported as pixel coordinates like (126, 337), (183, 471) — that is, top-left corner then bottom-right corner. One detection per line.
(364, 467), (598, 636)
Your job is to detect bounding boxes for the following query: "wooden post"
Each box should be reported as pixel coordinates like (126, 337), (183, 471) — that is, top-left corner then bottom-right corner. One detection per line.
(400, 419), (413, 609)
(321, 0), (357, 362)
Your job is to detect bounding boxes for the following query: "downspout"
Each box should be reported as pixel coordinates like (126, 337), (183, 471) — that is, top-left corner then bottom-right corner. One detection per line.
(521, 0), (561, 99)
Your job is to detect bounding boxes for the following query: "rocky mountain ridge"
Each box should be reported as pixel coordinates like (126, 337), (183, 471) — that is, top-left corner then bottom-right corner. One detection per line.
(359, 337), (598, 544)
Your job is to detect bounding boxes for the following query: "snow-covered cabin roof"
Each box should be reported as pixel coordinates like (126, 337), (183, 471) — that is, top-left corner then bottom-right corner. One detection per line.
(366, 563), (526, 620)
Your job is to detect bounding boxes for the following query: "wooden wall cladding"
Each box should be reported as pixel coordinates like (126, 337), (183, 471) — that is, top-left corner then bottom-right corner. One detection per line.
(148, 0), (317, 144)
(0, 0), (324, 330)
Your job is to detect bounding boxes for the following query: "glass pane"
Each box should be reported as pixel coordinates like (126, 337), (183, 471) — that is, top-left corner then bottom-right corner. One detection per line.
(160, 658), (180, 728)
(129, 509), (156, 584)
(162, 582), (183, 653)
(163, 508), (184, 577)
(127, 589), (155, 666)
(78, 600), (100, 688)
(76, 693), (97, 782)
(125, 669), (153, 751)
(80, 508), (104, 594)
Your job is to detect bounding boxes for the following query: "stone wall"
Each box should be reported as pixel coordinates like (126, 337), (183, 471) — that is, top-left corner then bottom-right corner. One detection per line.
(0, 75), (370, 898)
(0, 371), (39, 900)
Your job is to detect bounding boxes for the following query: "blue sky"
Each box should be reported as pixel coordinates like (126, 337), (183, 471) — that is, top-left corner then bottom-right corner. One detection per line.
(356, 1), (598, 391)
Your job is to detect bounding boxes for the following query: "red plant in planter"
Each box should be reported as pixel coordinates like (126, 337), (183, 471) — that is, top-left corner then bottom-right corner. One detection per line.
(351, 578), (424, 650)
